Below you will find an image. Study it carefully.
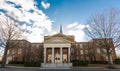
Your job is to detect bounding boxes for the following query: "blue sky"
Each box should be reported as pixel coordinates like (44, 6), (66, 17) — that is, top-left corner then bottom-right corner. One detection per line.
(0, 0), (120, 43)
(40, 0), (120, 30)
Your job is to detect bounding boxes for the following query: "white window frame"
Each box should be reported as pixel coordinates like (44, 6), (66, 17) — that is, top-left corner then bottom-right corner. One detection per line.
(97, 47), (101, 53)
(7, 50), (10, 54)
(18, 48), (22, 54)
(80, 50), (83, 54)
(80, 44), (82, 48)
(12, 49), (15, 54)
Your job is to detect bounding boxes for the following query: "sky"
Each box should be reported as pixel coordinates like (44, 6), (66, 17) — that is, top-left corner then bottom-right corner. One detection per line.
(0, 0), (120, 43)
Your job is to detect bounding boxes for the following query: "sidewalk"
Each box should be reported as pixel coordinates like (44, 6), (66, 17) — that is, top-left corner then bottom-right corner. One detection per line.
(6, 66), (40, 69)
(88, 64), (120, 69)
(6, 64), (120, 69)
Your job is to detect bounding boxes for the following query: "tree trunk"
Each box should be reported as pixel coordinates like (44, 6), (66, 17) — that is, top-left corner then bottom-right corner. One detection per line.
(107, 53), (113, 65)
(1, 46), (8, 68)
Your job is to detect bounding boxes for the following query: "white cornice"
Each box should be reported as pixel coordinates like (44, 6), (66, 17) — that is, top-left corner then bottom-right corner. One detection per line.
(44, 37), (73, 43)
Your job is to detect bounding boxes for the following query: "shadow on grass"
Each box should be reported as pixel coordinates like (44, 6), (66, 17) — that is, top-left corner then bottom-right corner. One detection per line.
(107, 65), (118, 69)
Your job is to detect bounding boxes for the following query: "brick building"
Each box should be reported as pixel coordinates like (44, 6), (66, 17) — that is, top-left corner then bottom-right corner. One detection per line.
(6, 28), (116, 67)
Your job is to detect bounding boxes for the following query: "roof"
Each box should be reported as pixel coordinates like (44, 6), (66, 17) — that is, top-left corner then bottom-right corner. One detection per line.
(44, 33), (75, 42)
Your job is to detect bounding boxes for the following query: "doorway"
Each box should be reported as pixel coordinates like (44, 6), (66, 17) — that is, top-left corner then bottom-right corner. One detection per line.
(55, 53), (60, 63)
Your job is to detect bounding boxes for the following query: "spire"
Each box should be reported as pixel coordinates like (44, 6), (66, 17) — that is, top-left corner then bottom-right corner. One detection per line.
(60, 24), (63, 34)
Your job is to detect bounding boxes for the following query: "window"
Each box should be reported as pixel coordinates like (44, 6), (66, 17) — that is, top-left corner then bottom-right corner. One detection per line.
(32, 45), (35, 48)
(12, 49), (15, 54)
(85, 50), (88, 54)
(103, 49), (107, 53)
(103, 54), (106, 57)
(18, 48), (22, 54)
(71, 48), (74, 53)
(86, 56), (89, 60)
(26, 50), (28, 54)
(84, 43), (88, 47)
(107, 40), (110, 43)
(7, 50), (10, 54)
(97, 48), (101, 53)
(26, 42), (29, 47)
(80, 56), (84, 60)
(96, 41), (99, 45)
(76, 44), (78, 47)
(36, 45), (39, 48)
(80, 44), (82, 48)
(76, 51), (78, 55)
(19, 41), (23, 47)
(80, 50), (83, 54)
(110, 48), (112, 52)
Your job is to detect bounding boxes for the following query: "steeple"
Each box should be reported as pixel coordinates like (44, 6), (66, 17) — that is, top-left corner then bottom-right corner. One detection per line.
(60, 24), (63, 34)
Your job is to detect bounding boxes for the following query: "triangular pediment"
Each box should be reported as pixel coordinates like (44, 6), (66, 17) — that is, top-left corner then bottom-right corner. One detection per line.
(52, 33), (67, 37)
(44, 37), (72, 43)
(44, 33), (75, 42)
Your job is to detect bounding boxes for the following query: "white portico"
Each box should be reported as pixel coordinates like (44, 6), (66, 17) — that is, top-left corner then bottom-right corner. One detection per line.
(41, 33), (74, 67)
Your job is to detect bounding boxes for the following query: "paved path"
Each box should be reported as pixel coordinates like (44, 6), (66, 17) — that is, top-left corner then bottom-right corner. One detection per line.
(0, 68), (120, 71)
(0, 64), (120, 71)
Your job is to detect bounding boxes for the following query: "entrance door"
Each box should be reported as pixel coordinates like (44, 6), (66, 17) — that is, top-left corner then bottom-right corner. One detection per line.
(63, 54), (67, 63)
(55, 53), (60, 63)
(48, 54), (52, 63)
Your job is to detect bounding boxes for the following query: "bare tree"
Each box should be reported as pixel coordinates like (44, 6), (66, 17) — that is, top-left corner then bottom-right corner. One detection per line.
(0, 16), (25, 67)
(85, 9), (120, 65)
(29, 44), (43, 62)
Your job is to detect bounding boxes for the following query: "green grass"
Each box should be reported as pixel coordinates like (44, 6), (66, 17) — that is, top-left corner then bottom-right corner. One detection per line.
(7, 64), (24, 66)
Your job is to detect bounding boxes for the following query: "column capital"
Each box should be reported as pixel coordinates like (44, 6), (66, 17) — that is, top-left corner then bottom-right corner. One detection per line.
(44, 47), (47, 48)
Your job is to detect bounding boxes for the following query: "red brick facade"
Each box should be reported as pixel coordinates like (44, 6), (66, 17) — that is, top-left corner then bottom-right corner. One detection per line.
(6, 33), (116, 64)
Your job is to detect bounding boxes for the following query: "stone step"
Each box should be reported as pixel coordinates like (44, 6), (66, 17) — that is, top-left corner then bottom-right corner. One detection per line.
(41, 63), (72, 68)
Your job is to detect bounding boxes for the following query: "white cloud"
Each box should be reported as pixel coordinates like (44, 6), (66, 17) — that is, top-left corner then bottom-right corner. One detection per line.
(41, 1), (50, 9)
(67, 22), (87, 42)
(8, 0), (36, 11)
(67, 22), (78, 28)
(0, 0), (53, 43)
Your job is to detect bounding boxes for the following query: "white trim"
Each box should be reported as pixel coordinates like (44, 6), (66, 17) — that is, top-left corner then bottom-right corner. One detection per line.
(44, 43), (71, 48)
(44, 37), (73, 43)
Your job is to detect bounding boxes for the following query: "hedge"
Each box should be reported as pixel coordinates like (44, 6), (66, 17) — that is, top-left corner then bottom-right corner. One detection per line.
(24, 62), (41, 67)
(9, 61), (25, 64)
(71, 60), (88, 66)
(114, 59), (120, 64)
(90, 61), (108, 64)
(8, 61), (42, 67)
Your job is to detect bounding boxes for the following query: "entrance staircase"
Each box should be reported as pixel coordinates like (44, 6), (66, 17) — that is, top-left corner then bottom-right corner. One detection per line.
(41, 63), (72, 68)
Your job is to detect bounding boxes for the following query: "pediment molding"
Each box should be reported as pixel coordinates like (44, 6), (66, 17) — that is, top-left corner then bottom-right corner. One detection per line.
(44, 37), (72, 43)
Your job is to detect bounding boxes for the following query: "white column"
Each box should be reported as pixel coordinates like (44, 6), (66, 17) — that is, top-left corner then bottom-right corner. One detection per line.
(68, 47), (70, 63)
(44, 47), (46, 63)
(52, 47), (54, 63)
(60, 47), (63, 63)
